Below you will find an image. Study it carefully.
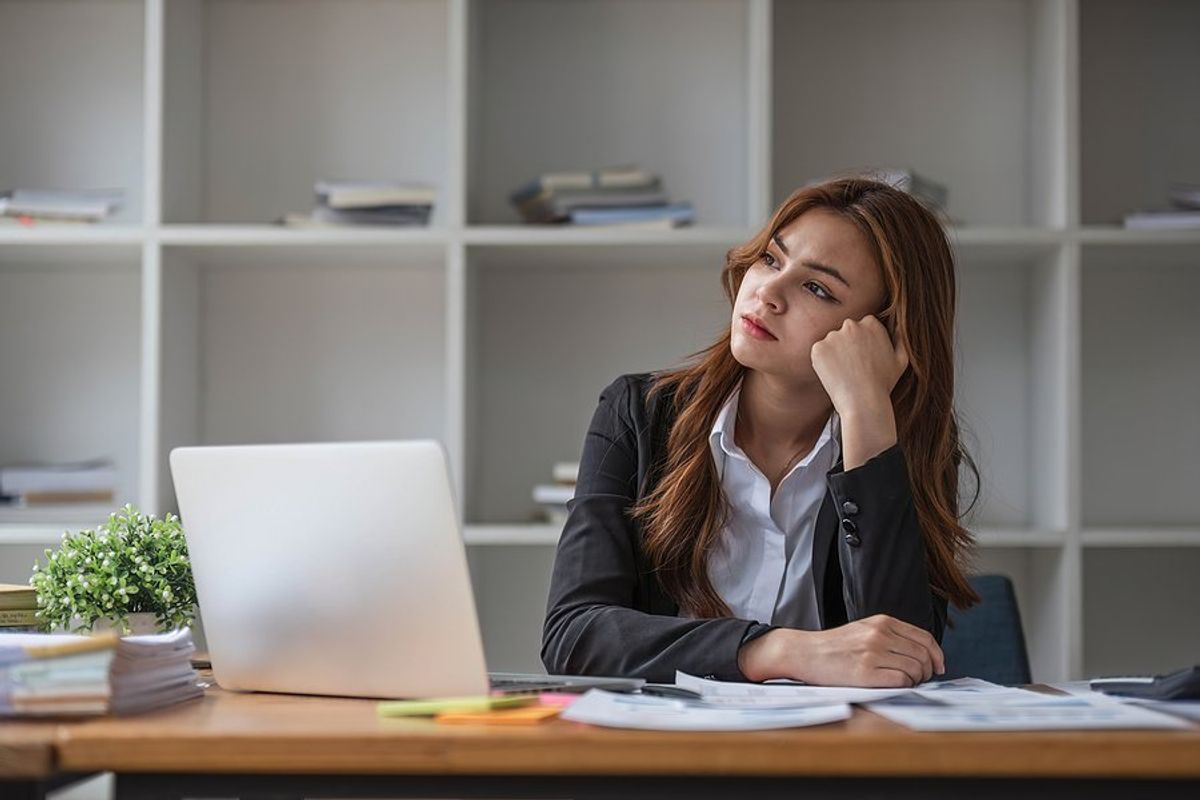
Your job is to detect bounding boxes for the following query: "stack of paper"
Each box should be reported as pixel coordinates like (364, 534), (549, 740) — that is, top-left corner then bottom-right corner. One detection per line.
(0, 629), (203, 716)
(0, 189), (124, 223)
(560, 691), (851, 732)
(561, 672), (1191, 732)
(280, 180), (435, 227)
(0, 458), (117, 507)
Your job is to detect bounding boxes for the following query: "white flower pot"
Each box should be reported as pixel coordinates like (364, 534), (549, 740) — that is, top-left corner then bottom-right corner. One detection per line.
(80, 611), (161, 636)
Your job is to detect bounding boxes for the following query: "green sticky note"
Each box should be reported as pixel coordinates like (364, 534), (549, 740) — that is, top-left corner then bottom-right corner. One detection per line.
(377, 694), (535, 718)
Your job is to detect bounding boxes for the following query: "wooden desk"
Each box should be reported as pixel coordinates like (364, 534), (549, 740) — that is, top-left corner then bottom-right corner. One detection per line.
(4, 679), (1200, 799)
(0, 719), (93, 800)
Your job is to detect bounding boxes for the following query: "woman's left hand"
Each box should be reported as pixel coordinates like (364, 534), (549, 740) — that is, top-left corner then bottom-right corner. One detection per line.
(810, 315), (909, 469)
(810, 314), (908, 417)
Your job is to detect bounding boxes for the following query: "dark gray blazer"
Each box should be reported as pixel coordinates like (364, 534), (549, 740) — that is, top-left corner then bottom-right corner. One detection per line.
(541, 372), (946, 683)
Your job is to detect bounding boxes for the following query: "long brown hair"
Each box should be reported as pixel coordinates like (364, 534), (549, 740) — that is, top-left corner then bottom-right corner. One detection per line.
(631, 177), (980, 617)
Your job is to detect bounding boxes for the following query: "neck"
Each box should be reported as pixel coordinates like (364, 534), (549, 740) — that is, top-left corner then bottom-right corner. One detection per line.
(735, 369), (834, 455)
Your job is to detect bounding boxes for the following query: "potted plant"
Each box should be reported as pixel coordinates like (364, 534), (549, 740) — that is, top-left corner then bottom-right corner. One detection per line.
(31, 504), (198, 635)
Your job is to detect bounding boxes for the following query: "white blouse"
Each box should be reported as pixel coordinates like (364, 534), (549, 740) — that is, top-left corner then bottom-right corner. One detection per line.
(706, 380), (841, 629)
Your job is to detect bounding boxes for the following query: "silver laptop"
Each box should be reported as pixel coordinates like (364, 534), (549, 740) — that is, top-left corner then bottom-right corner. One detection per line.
(169, 440), (642, 699)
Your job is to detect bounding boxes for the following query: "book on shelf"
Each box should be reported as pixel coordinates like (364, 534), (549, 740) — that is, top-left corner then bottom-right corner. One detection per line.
(1123, 210), (1200, 229)
(1, 581), (43, 632)
(810, 169), (947, 211)
(534, 462), (579, 526)
(0, 629), (203, 716)
(517, 188), (671, 223)
(0, 583), (37, 612)
(10, 490), (115, 506)
(533, 484), (575, 506)
(875, 169), (947, 210)
(552, 462), (579, 484)
(0, 609), (39, 628)
(0, 215), (95, 227)
(0, 458), (116, 497)
(0, 188), (124, 222)
(509, 165), (659, 205)
(279, 179), (435, 228)
(1168, 182), (1200, 210)
(511, 163), (692, 225)
(315, 180), (436, 210)
(569, 203), (694, 227)
(311, 205), (432, 227)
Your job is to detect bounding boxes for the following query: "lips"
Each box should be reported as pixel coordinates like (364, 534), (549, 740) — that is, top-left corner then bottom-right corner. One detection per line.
(740, 314), (776, 341)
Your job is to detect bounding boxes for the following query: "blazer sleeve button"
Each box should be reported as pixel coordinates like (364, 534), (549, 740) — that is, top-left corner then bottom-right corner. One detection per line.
(840, 518), (858, 534)
(841, 499), (859, 516)
(844, 532), (862, 547)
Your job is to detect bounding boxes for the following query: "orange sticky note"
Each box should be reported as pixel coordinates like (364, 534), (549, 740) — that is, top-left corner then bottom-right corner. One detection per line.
(435, 704), (563, 725)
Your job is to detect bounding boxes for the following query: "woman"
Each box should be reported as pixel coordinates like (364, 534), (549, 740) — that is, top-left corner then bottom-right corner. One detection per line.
(542, 177), (980, 688)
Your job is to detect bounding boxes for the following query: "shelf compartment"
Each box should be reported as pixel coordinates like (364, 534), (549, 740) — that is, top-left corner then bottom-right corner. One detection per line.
(162, 0), (450, 225)
(463, 242), (734, 524)
(157, 244), (449, 512)
(468, 0), (752, 226)
(1080, 0), (1200, 225)
(1083, 548), (1200, 677)
(0, 247), (143, 511)
(954, 247), (1069, 532)
(0, 0), (145, 225)
(970, 546), (1070, 682)
(772, 0), (1067, 227)
(1081, 244), (1200, 527)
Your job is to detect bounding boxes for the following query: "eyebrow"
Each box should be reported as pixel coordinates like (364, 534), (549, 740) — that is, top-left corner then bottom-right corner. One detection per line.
(771, 235), (852, 289)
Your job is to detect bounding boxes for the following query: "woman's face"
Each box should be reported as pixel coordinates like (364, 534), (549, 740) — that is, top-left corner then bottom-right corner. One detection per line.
(731, 208), (888, 385)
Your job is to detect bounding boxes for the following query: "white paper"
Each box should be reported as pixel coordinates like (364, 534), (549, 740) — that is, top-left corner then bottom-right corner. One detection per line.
(910, 677), (1062, 706)
(1048, 681), (1200, 722)
(866, 699), (1192, 731)
(675, 671), (909, 706)
(560, 689), (851, 731)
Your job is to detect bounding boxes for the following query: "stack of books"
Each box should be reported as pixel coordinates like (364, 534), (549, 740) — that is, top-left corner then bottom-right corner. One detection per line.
(808, 169), (949, 215)
(1124, 182), (1200, 229)
(532, 462), (579, 526)
(0, 584), (40, 634)
(510, 165), (694, 228)
(0, 629), (203, 716)
(0, 458), (117, 508)
(280, 180), (435, 227)
(0, 188), (124, 225)
(873, 169), (949, 212)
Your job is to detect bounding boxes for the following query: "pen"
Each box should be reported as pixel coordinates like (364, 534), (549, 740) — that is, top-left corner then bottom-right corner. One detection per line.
(639, 683), (704, 701)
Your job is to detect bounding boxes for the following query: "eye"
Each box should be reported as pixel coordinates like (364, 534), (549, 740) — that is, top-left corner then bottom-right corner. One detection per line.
(761, 252), (779, 269)
(805, 281), (835, 302)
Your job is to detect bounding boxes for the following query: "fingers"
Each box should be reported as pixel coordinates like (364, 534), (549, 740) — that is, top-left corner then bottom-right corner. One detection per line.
(886, 618), (946, 675)
(881, 633), (935, 683)
(871, 650), (925, 686)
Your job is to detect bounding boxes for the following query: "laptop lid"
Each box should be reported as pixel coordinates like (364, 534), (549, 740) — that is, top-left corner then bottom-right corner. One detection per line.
(169, 440), (491, 699)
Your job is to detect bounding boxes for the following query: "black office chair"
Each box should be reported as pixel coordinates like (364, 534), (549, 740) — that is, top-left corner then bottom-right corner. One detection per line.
(940, 573), (1032, 685)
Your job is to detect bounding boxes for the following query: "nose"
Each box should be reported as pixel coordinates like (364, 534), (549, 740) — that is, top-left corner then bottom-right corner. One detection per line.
(755, 272), (786, 313)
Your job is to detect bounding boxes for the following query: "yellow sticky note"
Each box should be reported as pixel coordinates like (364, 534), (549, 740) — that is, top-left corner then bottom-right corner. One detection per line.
(377, 694), (534, 718)
(435, 704), (563, 725)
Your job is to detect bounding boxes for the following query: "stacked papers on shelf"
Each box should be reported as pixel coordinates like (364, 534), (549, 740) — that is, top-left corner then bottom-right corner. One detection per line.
(0, 628), (203, 716)
(0, 189), (124, 222)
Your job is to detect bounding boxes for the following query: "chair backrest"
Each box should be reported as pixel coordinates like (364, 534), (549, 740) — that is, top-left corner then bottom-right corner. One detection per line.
(940, 574), (1032, 685)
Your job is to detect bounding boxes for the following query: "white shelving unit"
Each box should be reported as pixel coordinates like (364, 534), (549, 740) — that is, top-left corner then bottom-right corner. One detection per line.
(1, 0), (1197, 682)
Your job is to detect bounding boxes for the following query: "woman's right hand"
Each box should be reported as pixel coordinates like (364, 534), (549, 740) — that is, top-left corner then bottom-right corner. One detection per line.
(738, 614), (946, 687)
